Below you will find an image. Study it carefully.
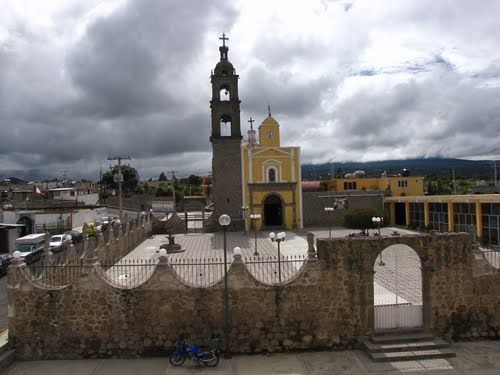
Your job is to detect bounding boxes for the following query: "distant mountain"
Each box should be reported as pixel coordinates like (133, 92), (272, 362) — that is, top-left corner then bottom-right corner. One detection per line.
(1, 176), (27, 184)
(301, 158), (497, 180)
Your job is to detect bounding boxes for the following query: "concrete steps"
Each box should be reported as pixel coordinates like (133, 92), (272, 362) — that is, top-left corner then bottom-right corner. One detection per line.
(363, 330), (456, 363)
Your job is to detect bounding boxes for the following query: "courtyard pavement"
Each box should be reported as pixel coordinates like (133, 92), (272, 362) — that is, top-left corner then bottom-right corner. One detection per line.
(112, 226), (421, 295)
(5, 341), (500, 374)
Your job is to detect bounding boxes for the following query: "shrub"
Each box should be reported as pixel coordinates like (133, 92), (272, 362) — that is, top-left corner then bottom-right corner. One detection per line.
(343, 208), (388, 234)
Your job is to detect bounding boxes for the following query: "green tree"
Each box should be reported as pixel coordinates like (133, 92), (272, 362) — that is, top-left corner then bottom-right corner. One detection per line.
(159, 172), (167, 181)
(155, 183), (171, 197)
(343, 208), (388, 235)
(102, 165), (140, 195)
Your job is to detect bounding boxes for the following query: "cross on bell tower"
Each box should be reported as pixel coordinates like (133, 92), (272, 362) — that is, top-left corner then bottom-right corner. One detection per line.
(208, 33), (243, 230)
(219, 33), (228, 46)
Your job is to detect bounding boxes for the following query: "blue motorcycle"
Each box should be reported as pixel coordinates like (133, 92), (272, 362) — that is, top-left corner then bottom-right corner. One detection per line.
(169, 334), (220, 367)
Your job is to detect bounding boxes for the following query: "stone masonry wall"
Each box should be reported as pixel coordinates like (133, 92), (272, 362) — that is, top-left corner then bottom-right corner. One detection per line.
(316, 233), (499, 340)
(8, 233), (499, 360)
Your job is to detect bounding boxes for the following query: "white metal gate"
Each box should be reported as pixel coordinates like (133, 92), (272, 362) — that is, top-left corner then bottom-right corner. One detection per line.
(373, 245), (423, 330)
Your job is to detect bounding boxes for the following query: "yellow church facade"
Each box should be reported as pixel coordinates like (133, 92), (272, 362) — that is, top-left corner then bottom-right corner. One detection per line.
(241, 114), (303, 230)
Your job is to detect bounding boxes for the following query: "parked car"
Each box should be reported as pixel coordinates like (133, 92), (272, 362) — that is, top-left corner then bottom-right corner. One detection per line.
(86, 223), (97, 237)
(15, 233), (45, 264)
(0, 253), (13, 277)
(63, 230), (83, 243)
(49, 234), (71, 253)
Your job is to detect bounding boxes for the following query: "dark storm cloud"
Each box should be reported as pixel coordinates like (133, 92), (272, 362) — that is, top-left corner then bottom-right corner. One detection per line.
(1, 0), (500, 179)
(0, 0), (237, 178)
(329, 71), (500, 158)
(242, 65), (335, 118)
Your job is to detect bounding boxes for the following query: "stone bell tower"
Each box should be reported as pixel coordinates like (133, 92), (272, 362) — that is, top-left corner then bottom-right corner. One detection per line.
(207, 33), (243, 231)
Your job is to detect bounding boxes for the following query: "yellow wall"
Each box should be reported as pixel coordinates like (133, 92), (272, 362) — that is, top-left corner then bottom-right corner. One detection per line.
(258, 116), (280, 147)
(326, 176), (424, 196)
(242, 145), (302, 230)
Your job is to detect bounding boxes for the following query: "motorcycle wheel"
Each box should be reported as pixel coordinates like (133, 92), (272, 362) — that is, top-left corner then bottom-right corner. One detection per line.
(169, 353), (186, 366)
(203, 352), (219, 367)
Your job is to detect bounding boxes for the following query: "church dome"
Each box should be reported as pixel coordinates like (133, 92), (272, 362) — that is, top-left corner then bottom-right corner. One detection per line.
(214, 60), (234, 76)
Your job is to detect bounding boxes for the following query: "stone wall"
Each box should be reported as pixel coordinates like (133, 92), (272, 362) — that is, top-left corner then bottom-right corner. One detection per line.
(302, 191), (383, 226)
(150, 214), (185, 235)
(106, 195), (172, 212)
(81, 213), (152, 262)
(7, 233), (499, 360)
(316, 233), (499, 340)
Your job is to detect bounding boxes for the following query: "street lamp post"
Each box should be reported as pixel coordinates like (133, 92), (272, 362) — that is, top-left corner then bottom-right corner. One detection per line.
(324, 206), (334, 237)
(269, 231), (286, 283)
(372, 216), (384, 236)
(218, 214), (231, 358)
(241, 206), (249, 235)
(249, 213), (261, 256)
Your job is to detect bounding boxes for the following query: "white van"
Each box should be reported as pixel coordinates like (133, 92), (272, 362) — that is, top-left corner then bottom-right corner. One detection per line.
(15, 233), (46, 263)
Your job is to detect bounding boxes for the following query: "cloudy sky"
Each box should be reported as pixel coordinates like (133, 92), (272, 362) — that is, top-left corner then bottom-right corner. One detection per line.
(1, 0), (499, 180)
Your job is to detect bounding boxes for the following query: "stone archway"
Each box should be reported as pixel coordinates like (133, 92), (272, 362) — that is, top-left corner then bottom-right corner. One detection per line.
(263, 194), (283, 227)
(373, 244), (423, 330)
(17, 216), (33, 237)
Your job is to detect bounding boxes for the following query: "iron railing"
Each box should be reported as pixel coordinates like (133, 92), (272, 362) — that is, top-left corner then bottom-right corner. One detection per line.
(20, 254), (308, 289)
(98, 258), (158, 288)
(479, 246), (500, 271)
(243, 254), (307, 285)
(26, 259), (85, 287)
(169, 257), (226, 287)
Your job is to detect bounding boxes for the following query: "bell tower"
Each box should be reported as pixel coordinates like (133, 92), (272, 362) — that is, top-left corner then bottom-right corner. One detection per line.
(208, 33), (243, 230)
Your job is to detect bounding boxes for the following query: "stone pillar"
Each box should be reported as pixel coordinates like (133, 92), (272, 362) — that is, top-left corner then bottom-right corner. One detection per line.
(390, 202), (396, 226)
(361, 269), (376, 333)
(447, 201), (455, 232)
(307, 232), (316, 259)
(422, 264), (434, 332)
(43, 232), (51, 256)
(405, 201), (410, 228)
(475, 199), (483, 239)
(424, 200), (430, 227)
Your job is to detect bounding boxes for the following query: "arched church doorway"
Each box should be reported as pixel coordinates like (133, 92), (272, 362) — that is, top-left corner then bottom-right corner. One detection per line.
(17, 216), (34, 237)
(263, 194), (283, 227)
(373, 244), (423, 330)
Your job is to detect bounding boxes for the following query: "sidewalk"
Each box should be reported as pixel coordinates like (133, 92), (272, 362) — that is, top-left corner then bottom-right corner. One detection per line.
(6, 341), (500, 374)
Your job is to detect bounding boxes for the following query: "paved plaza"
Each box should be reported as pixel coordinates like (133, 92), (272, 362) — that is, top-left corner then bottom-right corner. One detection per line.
(114, 226), (422, 294)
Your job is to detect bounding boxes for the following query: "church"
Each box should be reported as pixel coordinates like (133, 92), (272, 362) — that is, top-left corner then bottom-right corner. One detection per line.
(242, 113), (303, 230)
(208, 34), (302, 230)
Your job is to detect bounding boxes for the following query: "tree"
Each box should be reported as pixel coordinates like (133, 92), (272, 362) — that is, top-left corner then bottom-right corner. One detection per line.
(159, 172), (167, 181)
(155, 183), (172, 197)
(343, 208), (388, 235)
(102, 165), (140, 195)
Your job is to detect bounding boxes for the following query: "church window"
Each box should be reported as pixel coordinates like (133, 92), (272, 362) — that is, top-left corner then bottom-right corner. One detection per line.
(267, 131), (273, 138)
(268, 168), (277, 182)
(398, 180), (408, 188)
(219, 87), (230, 101)
(220, 115), (232, 136)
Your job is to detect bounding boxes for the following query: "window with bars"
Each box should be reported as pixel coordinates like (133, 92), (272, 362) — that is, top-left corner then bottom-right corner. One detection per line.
(429, 202), (448, 232)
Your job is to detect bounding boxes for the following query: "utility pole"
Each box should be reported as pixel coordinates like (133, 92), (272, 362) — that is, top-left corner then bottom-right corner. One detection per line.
(452, 168), (457, 195)
(107, 156), (131, 223)
(494, 160), (498, 187)
(169, 171), (178, 212)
